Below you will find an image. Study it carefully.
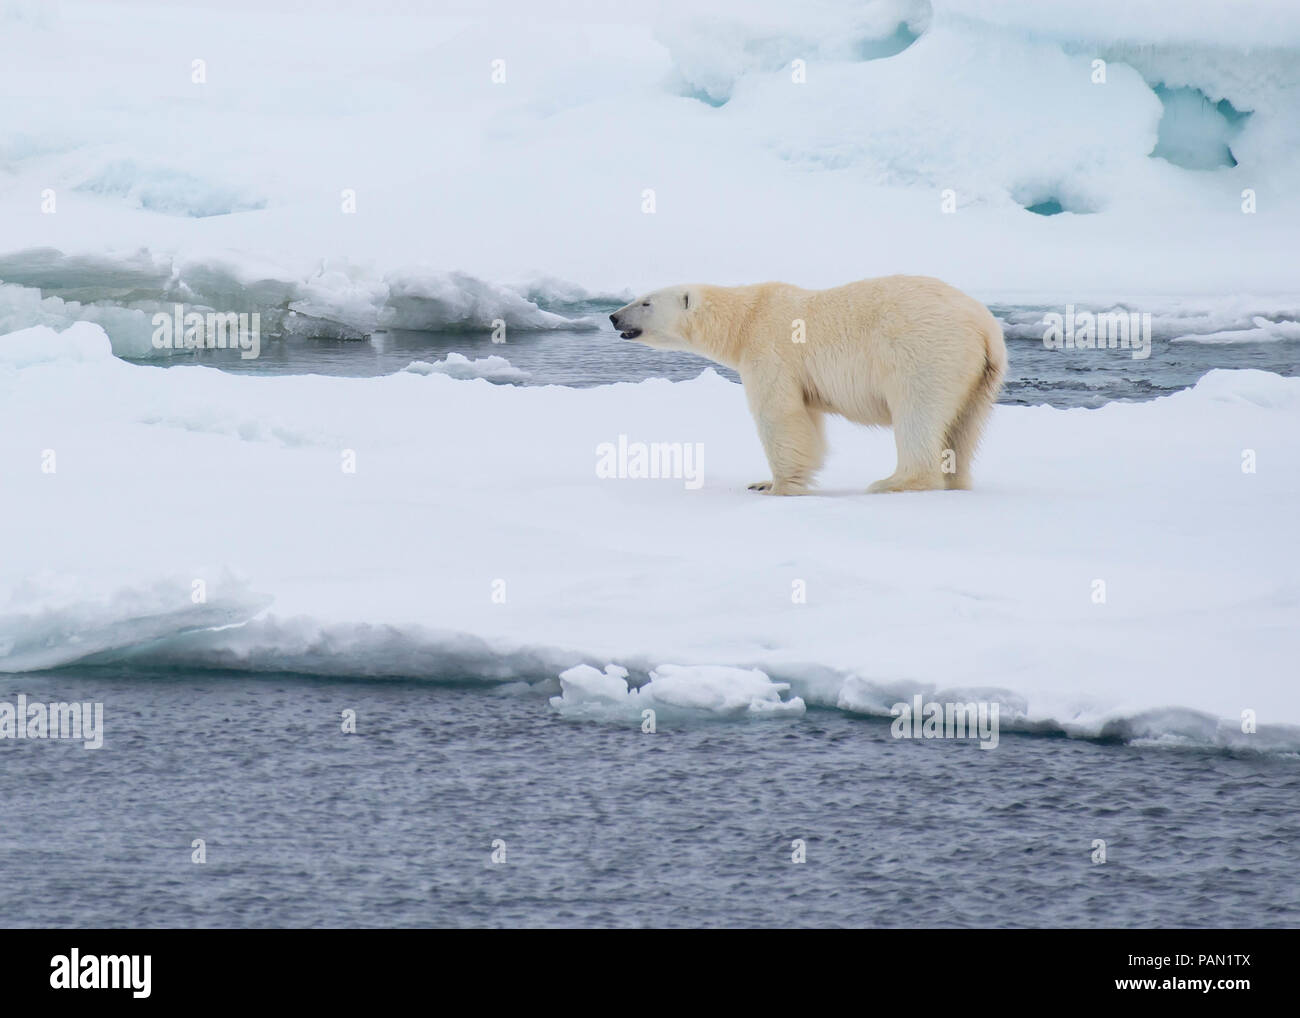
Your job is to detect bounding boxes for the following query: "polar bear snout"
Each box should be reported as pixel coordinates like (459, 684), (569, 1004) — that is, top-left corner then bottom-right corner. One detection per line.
(609, 308), (642, 340)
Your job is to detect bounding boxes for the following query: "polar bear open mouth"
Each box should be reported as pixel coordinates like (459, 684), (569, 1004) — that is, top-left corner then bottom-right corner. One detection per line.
(619, 329), (642, 340)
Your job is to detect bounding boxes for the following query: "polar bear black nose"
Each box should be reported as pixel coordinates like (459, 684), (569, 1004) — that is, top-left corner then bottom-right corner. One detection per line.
(609, 313), (620, 326)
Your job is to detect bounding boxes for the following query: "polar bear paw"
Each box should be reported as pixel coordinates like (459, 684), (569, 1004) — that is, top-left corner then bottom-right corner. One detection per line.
(867, 473), (943, 494)
(750, 479), (810, 495)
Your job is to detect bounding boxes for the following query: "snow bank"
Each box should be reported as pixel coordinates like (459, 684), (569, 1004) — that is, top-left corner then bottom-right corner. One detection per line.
(995, 297), (1300, 346)
(2, 322), (1297, 753)
(0, 570), (271, 673)
(378, 271), (596, 333)
(0, 253), (602, 357)
(1171, 317), (1300, 345)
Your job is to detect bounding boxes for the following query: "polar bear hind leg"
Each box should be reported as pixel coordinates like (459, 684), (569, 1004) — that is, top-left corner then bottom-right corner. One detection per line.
(942, 353), (1004, 490)
(867, 402), (949, 493)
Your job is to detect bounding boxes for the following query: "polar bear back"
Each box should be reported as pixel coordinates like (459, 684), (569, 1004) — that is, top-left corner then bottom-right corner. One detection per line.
(697, 275), (1004, 429)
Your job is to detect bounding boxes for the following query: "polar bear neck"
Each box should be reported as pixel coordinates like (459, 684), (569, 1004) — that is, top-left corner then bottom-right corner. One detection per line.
(686, 284), (772, 370)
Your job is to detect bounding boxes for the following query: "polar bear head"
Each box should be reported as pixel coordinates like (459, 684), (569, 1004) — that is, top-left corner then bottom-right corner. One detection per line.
(609, 286), (697, 351)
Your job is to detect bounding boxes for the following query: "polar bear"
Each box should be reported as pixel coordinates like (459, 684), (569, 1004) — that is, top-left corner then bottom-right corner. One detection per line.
(609, 276), (1005, 494)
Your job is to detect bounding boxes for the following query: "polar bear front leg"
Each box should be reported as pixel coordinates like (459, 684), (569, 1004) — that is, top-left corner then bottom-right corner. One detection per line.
(744, 379), (826, 495)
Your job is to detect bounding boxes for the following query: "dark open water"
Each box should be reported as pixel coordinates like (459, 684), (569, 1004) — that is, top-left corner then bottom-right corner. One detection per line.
(2, 670), (1297, 928)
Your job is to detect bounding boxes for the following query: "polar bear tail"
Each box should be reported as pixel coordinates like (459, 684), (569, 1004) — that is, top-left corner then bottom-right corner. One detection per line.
(943, 318), (1006, 490)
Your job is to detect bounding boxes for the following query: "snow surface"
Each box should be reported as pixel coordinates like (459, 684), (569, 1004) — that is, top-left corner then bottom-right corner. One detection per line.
(2, 322), (1296, 749)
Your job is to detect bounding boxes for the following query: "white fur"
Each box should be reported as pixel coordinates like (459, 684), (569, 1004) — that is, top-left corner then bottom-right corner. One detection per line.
(610, 276), (1007, 493)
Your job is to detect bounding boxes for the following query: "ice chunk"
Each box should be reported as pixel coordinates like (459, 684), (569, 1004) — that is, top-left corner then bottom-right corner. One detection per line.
(402, 353), (529, 383)
(551, 663), (806, 721)
(0, 320), (114, 366)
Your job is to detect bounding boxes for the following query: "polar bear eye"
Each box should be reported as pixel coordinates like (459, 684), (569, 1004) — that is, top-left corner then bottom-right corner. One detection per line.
(641, 301), (650, 307)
